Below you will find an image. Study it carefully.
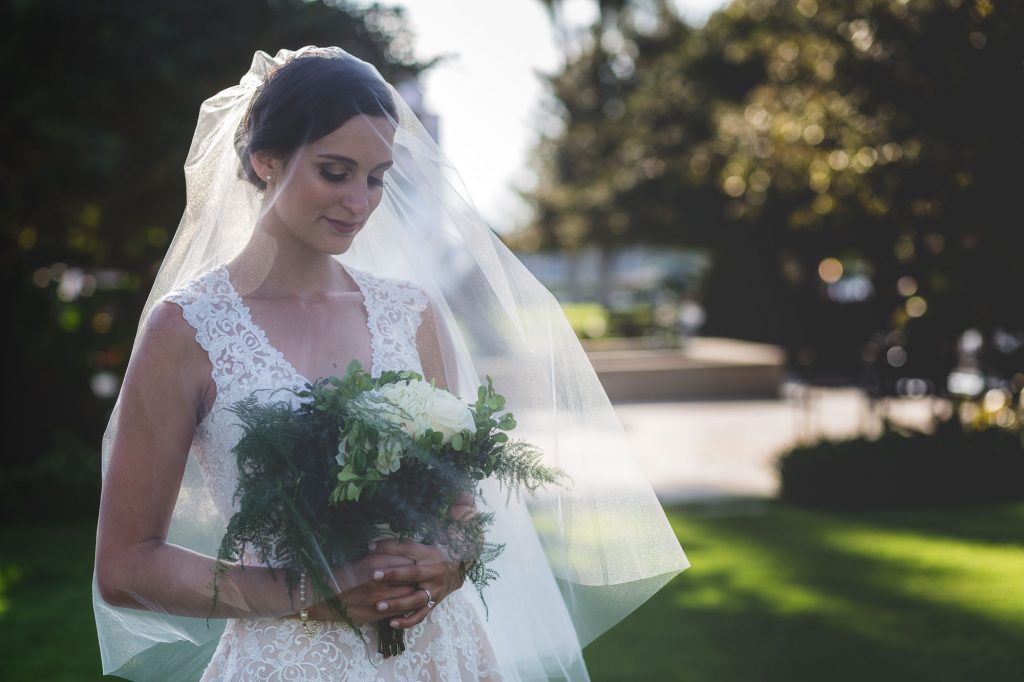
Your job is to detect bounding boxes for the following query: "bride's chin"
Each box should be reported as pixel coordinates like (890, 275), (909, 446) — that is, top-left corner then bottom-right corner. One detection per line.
(325, 242), (354, 256)
(325, 235), (357, 255)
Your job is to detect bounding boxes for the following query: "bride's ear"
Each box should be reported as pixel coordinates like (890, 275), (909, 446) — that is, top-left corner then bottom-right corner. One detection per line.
(250, 149), (280, 184)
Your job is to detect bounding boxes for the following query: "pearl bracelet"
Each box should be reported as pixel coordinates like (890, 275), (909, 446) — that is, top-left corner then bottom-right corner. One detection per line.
(298, 571), (318, 638)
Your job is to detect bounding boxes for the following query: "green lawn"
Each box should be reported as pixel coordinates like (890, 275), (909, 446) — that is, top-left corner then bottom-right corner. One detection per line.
(3, 501), (1023, 681)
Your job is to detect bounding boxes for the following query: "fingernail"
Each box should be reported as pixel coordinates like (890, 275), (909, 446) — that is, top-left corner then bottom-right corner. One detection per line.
(373, 570), (385, 580)
(390, 620), (400, 628)
(368, 542), (377, 550)
(377, 602), (388, 611)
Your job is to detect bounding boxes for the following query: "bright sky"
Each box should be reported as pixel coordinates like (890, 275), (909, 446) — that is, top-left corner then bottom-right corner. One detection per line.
(352, 0), (729, 233)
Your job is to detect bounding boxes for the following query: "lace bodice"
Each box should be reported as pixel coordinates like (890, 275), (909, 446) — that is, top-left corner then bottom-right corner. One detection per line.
(162, 263), (500, 681)
(163, 263), (428, 521)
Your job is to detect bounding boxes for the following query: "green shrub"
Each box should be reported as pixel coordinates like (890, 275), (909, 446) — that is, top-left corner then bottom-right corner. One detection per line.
(560, 303), (610, 339)
(0, 431), (100, 524)
(777, 421), (1024, 509)
(607, 303), (656, 338)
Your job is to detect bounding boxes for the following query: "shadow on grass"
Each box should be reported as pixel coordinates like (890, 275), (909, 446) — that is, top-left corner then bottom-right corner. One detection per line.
(818, 502), (1024, 547)
(584, 501), (1024, 682)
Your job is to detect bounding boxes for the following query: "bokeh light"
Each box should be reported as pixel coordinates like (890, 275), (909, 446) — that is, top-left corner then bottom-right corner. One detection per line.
(983, 388), (1009, 413)
(896, 276), (918, 297)
(817, 257), (843, 283)
(947, 370), (985, 397)
(886, 345), (908, 367)
(905, 296), (927, 318)
(90, 372), (119, 399)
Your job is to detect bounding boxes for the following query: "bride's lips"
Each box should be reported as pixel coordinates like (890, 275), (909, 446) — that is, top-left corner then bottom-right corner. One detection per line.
(326, 217), (360, 235)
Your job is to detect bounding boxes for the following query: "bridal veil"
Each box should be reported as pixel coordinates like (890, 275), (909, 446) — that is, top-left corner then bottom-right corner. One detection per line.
(92, 46), (689, 681)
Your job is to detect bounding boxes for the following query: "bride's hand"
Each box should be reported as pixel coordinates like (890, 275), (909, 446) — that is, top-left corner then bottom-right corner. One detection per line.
(304, 553), (416, 625)
(364, 539), (466, 630)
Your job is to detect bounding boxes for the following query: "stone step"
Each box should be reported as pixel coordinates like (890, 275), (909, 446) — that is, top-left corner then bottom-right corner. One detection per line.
(587, 337), (786, 402)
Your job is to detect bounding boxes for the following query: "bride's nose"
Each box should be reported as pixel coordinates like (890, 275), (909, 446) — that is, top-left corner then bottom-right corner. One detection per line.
(339, 180), (370, 218)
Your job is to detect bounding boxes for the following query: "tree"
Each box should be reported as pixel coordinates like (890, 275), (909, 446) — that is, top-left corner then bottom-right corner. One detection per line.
(521, 0), (698, 304)
(1, 0), (435, 520)
(517, 0), (1023, 384)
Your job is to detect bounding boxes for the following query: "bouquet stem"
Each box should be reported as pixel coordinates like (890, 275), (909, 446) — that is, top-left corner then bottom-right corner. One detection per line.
(377, 622), (405, 658)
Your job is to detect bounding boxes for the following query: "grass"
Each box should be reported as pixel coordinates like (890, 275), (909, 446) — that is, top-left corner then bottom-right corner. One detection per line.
(2, 501), (1022, 680)
(584, 500), (1024, 681)
(0, 523), (105, 680)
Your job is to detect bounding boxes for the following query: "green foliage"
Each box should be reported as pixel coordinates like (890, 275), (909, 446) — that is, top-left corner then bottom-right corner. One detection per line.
(777, 419), (1024, 509)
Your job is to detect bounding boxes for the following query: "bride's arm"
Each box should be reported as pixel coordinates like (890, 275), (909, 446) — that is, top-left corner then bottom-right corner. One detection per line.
(94, 300), (305, 618)
(97, 301), (417, 622)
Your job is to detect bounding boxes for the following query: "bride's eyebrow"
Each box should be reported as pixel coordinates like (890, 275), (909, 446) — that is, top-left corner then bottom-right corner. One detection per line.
(315, 153), (393, 171)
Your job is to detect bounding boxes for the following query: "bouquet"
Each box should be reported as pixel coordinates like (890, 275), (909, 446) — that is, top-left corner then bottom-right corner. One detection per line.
(209, 359), (565, 657)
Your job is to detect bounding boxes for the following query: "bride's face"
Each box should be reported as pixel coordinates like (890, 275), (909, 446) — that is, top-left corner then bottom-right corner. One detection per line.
(260, 114), (395, 254)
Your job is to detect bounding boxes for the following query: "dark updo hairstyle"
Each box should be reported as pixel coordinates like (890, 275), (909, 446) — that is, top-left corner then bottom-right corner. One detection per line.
(237, 54), (399, 190)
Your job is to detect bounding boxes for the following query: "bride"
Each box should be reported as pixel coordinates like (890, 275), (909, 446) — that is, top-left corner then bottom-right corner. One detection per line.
(93, 46), (688, 681)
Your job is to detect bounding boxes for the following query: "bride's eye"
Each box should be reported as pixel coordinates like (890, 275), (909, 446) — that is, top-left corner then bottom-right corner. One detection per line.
(320, 168), (349, 183)
(369, 176), (386, 188)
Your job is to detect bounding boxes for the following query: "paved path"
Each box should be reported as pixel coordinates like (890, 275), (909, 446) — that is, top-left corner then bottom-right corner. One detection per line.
(614, 386), (943, 504)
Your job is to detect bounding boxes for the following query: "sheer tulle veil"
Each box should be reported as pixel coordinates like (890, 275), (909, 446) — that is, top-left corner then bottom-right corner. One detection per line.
(92, 46), (689, 681)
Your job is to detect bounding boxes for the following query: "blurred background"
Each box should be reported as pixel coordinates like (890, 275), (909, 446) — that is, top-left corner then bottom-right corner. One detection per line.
(3, 0), (1023, 679)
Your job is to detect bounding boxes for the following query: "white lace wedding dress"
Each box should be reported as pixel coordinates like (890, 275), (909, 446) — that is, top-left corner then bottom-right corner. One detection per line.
(163, 263), (501, 681)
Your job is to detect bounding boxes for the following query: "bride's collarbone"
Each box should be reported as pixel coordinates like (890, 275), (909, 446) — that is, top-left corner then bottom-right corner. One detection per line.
(243, 298), (373, 382)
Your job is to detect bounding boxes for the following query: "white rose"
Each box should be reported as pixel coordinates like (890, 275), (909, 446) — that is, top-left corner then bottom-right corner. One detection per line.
(370, 380), (474, 444)
(419, 385), (476, 442)
(362, 387), (425, 440)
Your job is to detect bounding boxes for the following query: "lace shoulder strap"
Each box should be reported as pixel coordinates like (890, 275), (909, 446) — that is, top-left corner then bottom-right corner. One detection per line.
(161, 266), (295, 393)
(346, 266), (428, 376)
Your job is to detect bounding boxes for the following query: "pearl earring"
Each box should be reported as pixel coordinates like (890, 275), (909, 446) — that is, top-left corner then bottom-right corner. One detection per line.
(266, 175), (273, 183)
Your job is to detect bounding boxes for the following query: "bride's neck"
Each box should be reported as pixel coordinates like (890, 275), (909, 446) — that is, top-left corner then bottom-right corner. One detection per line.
(227, 227), (348, 300)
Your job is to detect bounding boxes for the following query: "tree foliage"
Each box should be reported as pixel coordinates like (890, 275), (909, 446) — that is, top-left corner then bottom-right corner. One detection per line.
(519, 0), (1023, 379)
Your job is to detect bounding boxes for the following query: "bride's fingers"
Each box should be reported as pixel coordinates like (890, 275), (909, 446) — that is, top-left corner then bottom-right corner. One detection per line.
(347, 554), (415, 584)
(365, 553), (418, 568)
(313, 582), (413, 619)
(386, 604), (431, 630)
(369, 538), (432, 562)
(308, 598), (379, 624)
(373, 585), (437, 615)
(369, 539), (454, 565)
(372, 564), (439, 586)
(324, 554), (412, 592)
(347, 582), (416, 608)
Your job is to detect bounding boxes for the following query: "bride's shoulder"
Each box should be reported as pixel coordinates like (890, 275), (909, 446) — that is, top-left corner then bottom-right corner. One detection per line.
(129, 297), (212, 383)
(145, 265), (232, 347)
(159, 265), (230, 307)
(143, 298), (201, 346)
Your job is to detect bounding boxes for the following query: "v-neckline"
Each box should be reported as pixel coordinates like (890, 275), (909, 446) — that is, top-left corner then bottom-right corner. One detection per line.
(216, 263), (375, 384)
